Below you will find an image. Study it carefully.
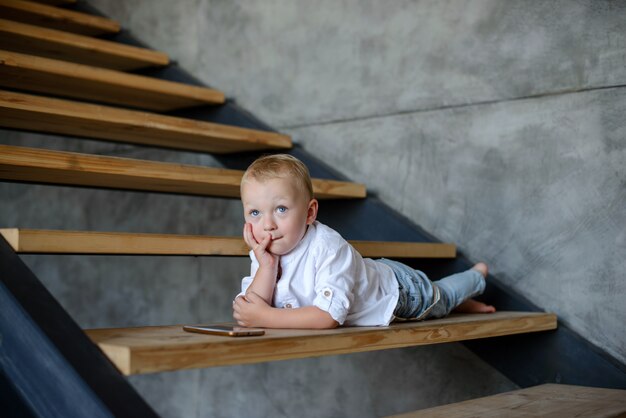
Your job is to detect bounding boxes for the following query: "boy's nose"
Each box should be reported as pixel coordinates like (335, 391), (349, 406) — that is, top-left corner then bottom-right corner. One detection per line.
(263, 219), (277, 231)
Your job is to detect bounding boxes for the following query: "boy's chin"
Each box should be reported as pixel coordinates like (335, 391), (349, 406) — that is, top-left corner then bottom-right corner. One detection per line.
(268, 242), (295, 256)
(268, 247), (286, 256)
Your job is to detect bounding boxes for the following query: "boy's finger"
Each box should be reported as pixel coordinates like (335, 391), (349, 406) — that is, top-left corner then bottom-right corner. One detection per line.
(257, 234), (272, 251)
(243, 224), (258, 248)
(247, 223), (260, 243)
(243, 232), (254, 249)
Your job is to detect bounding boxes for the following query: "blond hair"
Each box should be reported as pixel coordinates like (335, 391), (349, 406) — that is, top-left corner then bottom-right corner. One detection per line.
(241, 154), (314, 200)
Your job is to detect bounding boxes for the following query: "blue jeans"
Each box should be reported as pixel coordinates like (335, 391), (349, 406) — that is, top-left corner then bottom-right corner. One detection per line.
(378, 259), (486, 320)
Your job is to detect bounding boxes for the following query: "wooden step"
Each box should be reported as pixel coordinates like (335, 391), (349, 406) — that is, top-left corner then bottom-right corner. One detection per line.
(0, 90), (290, 153)
(0, 50), (225, 111)
(0, 229), (456, 258)
(388, 384), (626, 418)
(0, 19), (168, 70)
(30, 0), (75, 5)
(85, 312), (557, 375)
(0, 145), (366, 199)
(0, 0), (119, 36)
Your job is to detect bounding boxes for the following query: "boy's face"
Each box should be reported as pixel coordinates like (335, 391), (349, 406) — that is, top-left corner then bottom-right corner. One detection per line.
(241, 176), (317, 256)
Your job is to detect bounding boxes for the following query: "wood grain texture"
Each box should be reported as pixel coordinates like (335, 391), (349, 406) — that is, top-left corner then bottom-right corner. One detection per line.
(29, 0), (75, 5)
(0, 228), (19, 250)
(0, 19), (168, 70)
(349, 240), (455, 258)
(0, 90), (291, 153)
(0, 229), (455, 258)
(0, 0), (119, 35)
(0, 50), (225, 110)
(0, 145), (366, 199)
(85, 312), (557, 375)
(388, 384), (626, 418)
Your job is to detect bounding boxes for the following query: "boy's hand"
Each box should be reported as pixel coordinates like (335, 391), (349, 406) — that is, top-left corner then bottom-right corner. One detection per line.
(243, 223), (279, 273)
(233, 292), (271, 328)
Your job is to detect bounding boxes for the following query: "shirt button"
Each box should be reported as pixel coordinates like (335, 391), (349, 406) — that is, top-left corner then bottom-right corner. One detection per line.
(285, 303), (293, 309)
(323, 290), (331, 297)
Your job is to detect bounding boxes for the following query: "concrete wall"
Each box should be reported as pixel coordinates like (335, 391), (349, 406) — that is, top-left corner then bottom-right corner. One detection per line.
(89, 0), (625, 362)
(2, 0), (624, 416)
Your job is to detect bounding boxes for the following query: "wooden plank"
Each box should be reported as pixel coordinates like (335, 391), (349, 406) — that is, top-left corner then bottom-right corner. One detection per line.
(0, 90), (291, 153)
(0, 145), (366, 199)
(0, 228), (19, 250)
(0, 229), (455, 258)
(0, 19), (168, 70)
(0, 50), (225, 110)
(0, 0), (119, 36)
(388, 384), (626, 418)
(350, 240), (455, 258)
(29, 0), (75, 5)
(85, 312), (557, 375)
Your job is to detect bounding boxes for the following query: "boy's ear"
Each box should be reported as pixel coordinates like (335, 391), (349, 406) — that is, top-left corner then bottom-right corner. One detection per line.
(306, 198), (319, 225)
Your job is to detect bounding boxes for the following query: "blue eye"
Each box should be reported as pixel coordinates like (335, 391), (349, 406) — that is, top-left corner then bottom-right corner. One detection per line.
(277, 206), (287, 213)
(249, 209), (260, 217)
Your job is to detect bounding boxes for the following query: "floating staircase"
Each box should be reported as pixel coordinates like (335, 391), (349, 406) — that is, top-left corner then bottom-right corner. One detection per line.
(0, 228), (456, 258)
(2, 1), (621, 417)
(25, 0), (76, 5)
(87, 312), (556, 376)
(0, 18), (168, 69)
(0, 144), (361, 197)
(388, 384), (626, 418)
(0, 49), (225, 110)
(0, 0), (118, 35)
(0, 92), (291, 153)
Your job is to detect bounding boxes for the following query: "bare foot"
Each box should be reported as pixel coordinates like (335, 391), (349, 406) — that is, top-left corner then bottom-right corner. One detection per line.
(454, 298), (496, 313)
(453, 262), (496, 313)
(472, 262), (488, 277)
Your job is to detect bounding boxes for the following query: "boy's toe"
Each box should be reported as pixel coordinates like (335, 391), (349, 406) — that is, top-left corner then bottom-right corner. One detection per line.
(472, 262), (488, 277)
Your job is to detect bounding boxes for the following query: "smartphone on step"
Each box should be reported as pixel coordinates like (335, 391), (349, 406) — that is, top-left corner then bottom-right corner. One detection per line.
(182, 324), (265, 337)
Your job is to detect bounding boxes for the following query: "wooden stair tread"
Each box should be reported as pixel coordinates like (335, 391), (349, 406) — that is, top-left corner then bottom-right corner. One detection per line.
(0, 90), (290, 153)
(0, 229), (455, 258)
(0, 0), (120, 36)
(85, 312), (557, 375)
(0, 145), (366, 199)
(0, 19), (169, 70)
(0, 50), (225, 110)
(388, 384), (626, 418)
(30, 0), (75, 5)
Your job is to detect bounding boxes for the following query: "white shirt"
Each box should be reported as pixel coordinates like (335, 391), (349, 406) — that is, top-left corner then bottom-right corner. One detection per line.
(240, 221), (400, 326)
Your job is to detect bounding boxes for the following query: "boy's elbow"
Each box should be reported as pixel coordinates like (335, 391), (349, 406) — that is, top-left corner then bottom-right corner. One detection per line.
(317, 311), (339, 329)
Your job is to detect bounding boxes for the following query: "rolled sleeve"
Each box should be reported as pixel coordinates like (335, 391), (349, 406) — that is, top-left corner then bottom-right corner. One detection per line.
(237, 276), (253, 299)
(312, 286), (347, 324)
(312, 243), (358, 325)
(237, 251), (258, 299)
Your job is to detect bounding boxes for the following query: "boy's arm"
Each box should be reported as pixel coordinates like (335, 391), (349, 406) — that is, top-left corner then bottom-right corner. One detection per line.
(233, 292), (339, 329)
(242, 223), (279, 304)
(245, 262), (278, 305)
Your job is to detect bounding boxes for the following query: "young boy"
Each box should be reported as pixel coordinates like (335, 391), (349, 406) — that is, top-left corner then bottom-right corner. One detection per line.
(233, 154), (495, 329)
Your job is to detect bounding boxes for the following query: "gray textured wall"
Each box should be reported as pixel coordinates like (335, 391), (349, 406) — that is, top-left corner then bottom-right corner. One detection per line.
(89, 0), (625, 362)
(2, 0), (624, 416)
